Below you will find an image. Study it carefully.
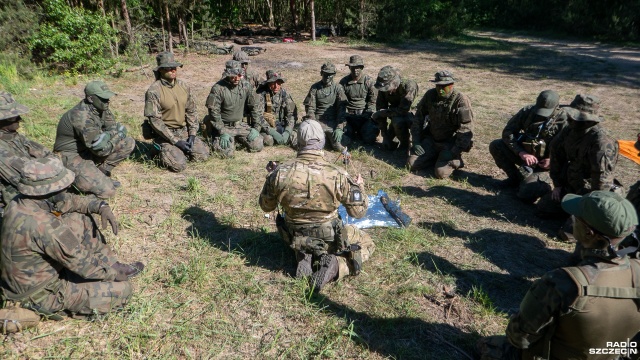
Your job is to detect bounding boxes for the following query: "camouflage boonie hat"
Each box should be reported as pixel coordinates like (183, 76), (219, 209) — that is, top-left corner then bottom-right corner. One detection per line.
(566, 94), (601, 122)
(430, 70), (455, 85)
(0, 91), (29, 121)
(320, 62), (336, 74)
(154, 51), (183, 71)
(534, 90), (560, 117)
(562, 191), (638, 239)
(84, 81), (116, 99)
(17, 157), (75, 196)
(233, 51), (251, 64)
(265, 70), (286, 83)
(375, 66), (398, 92)
(223, 60), (243, 77)
(345, 55), (364, 67)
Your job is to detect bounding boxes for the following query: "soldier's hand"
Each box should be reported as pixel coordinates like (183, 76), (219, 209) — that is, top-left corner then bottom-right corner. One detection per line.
(116, 123), (128, 139)
(175, 140), (191, 153)
(412, 144), (425, 156)
(187, 135), (196, 149)
(355, 174), (364, 186)
(519, 152), (538, 166)
(219, 133), (232, 149)
(268, 128), (285, 145)
(98, 202), (119, 235)
(551, 187), (563, 202)
(247, 128), (260, 142)
(333, 128), (344, 143)
(538, 158), (550, 170)
(281, 130), (291, 144)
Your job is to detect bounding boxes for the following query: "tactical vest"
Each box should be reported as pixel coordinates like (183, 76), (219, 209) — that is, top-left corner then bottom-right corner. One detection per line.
(546, 259), (640, 360)
(424, 89), (467, 142)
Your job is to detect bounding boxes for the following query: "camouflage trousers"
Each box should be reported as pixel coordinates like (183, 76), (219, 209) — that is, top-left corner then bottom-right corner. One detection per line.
(203, 117), (264, 158)
(489, 140), (552, 203)
(153, 127), (210, 172)
(407, 136), (463, 179)
(372, 115), (411, 150)
(345, 112), (379, 145)
(59, 136), (135, 199)
(317, 116), (351, 152)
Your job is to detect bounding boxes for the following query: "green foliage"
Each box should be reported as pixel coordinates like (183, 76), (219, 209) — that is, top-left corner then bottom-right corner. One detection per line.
(28, 0), (117, 74)
(0, 0), (39, 54)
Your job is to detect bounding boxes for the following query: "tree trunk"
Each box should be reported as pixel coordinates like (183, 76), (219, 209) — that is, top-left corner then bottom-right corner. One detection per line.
(164, 2), (172, 52)
(120, 0), (134, 45)
(310, 0), (315, 41)
(160, 12), (166, 51)
(97, 0), (106, 16)
(180, 14), (189, 51)
(360, 0), (365, 39)
(111, 15), (119, 57)
(289, 0), (299, 34)
(266, 0), (274, 28)
(178, 16), (185, 45)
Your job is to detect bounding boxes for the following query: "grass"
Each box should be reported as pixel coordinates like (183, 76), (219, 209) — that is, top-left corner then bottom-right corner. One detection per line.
(1, 32), (638, 359)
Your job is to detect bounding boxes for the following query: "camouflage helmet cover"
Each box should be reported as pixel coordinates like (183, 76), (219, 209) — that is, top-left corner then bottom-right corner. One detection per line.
(0, 91), (29, 121)
(17, 157), (75, 196)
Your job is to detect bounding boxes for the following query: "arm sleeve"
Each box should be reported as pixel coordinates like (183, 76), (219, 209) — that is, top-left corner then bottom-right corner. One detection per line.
(80, 115), (113, 157)
(390, 82), (418, 116)
(453, 95), (474, 152)
(248, 89), (268, 132)
(259, 171), (279, 212)
(411, 93), (428, 143)
(49, 192), (101, 215)
(549, 130), (568, 188)
(303, 86), (317, 119)
(145, 88), (178, 144)
(184, 83), (199, 137)
(590, 136), (618, 190)
(205, 86), (227, 134)
(502, 108), (528, 155)
(335, 85), (348, 130)
(283, 93), (296, 133)
(365, 78), (378, 114)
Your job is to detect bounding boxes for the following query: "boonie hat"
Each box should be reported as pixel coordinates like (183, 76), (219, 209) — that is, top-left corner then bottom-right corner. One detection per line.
(233, 51), (251, 64)
(321, 62), (336, 74)
(0, 91), (29, 121)
(223, 60), (243, 77)
(561, 191), (638, 238)
(155, 51), (183, 71)
(375, 66), (398, 92)
(17, 157), (75, 196)
(345, 55), (364, 67)
(430, 70), (455, 85)
(265, 70), (286, 83)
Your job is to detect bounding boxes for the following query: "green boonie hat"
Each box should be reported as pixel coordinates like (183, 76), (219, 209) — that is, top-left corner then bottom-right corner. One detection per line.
(17, 157), (75, 196)
(430, 70), (455, 85)
(233, 51), (251, 64)
(562, 191), (638, 238)
(264, 70), (286, 83)
(345, 55), (364, 67)
(534, 90), (560, 117)
(223, 60), (243, 77)
(84, 81), (116, 99)
(375, 65), (398, 92)
(155, 51), (183, 71)
(321, 62), (336, 74)
(0, 91), (29, 121)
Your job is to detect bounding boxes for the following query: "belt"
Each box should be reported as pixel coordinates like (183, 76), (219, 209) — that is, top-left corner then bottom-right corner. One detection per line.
(347, 109), (363, 115)
(222, 121), (240, 128)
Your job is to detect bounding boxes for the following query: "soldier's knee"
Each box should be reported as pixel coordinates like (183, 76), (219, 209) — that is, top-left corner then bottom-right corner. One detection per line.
(248, 137), (264, 152)
(262, 133), (275, 147)
(160, 145), (188, 172)
(434, 163), (455, 179)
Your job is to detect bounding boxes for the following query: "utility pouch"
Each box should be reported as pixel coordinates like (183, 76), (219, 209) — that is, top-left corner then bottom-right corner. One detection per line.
(520, 139), (545, 159)
(0, 305), (40, 334)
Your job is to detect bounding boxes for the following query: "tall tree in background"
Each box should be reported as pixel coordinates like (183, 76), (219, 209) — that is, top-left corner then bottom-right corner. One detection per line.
(120, 0), (134, 45)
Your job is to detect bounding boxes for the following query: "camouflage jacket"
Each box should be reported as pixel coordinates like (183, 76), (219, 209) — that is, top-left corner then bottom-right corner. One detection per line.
(0, 197), (119, 299)
(412, 88), (474, 152)
(549, 124), (618, 193)
(376, 78), (418, 118)
(339, 74), (377, 114)
(257, 88), (297, 134)
(244, 69), (261, 89)
(303, 81), (347, 127)
(144, 78), (198, 143)
(259, 150), (368, 225)
(53, 100), (121, 157)
(205, 78), (267, 134)
(501, 105), (568, 159)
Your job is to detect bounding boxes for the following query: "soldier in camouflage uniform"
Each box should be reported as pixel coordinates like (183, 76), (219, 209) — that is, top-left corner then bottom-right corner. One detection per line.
(339, 55), (379, 145)
(204, 60), (270, 158)
(144, 52), (210, 172)
(1, 157), (144, 319)
(408, 71), (473, 179)
(233, 51), (261, 89)
(372, 66), (418, 151)
(536, 95), (620, 217)
(54, 81), (135, 199)
(489, 90), (568, 203)
(476, 191), (640, 360)
(259, 119), (375, 291)
(303, 62), (350, 152)
(257, 70), (298, 148)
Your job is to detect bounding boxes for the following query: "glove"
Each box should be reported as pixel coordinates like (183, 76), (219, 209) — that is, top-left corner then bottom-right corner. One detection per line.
(98, 202), (118, 235)
(268, 128), (284, 145)
(247, 128), (259, 142)
(281, 130), (291, 144)
(90, 132), (112, 152)
(333, 128), (344, 143)
(219, 133), (232, 149)
(116, 123), (127, 139)
(175, 140), (191, 153)
(412, 144), (425, 156)
(187, 135), (196, 149)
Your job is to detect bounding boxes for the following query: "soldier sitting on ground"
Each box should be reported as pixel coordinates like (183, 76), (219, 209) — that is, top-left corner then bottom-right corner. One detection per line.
(339, 55), (379, 145)
(257, 70), (298, 148)
(259, 119), (375, 291)
(489, 90), (568, 202)
(54, 81), (135, 198)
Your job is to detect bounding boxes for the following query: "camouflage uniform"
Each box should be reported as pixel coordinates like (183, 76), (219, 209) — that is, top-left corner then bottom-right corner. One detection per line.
(1, 158), (132, 317)
(204, 60), (269, 158)
(303, 63), (350, 152)
(257, 70), (298, 148)
(373, 66), (418, 150)
(233, 51), (261, 89)
(339, 55), (379, 145)
(489, 90), (568, 202)
(54, 82), (135, 198)
(408, 71), (473, 179)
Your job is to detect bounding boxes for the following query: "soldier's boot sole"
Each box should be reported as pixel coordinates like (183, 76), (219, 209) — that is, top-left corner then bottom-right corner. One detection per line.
(310, 254), (339, 292)
(296, 252), (313, 278)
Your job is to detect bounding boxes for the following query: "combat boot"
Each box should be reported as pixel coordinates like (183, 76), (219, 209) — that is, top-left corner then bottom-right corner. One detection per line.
(296, 252), (313, 278)
(310, 254), (339, 291)
(112, 261), (145, 279)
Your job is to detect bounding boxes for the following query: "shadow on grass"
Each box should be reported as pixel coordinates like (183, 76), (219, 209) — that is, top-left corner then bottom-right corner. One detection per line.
(309, 295), (478, 360)
(130, 139), (156, 164)
(182, 206), (297, 275)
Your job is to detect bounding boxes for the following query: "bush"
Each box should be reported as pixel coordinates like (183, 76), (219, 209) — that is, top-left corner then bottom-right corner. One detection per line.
(28, 0), (117, 74)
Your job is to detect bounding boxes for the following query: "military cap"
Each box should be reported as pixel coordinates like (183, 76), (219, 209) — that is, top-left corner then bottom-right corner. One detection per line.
(430, 70), (455, 85)
(265, 70), (286, 83)
(155, 51), (183, 71)
(345, 55), (364, 67)
(84, 81), (116, 99)
(17, 157), (75, 196)
(534, 90), (560, 117)
(298, 119), (325, 150)
(0, 91), (29, 121)
(562, 191), (638, 239)
(223, 60), (243, 77)
(233, 51), (251, 64)
(375, 66), (398, 92)
(321, 62), (337, 74)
